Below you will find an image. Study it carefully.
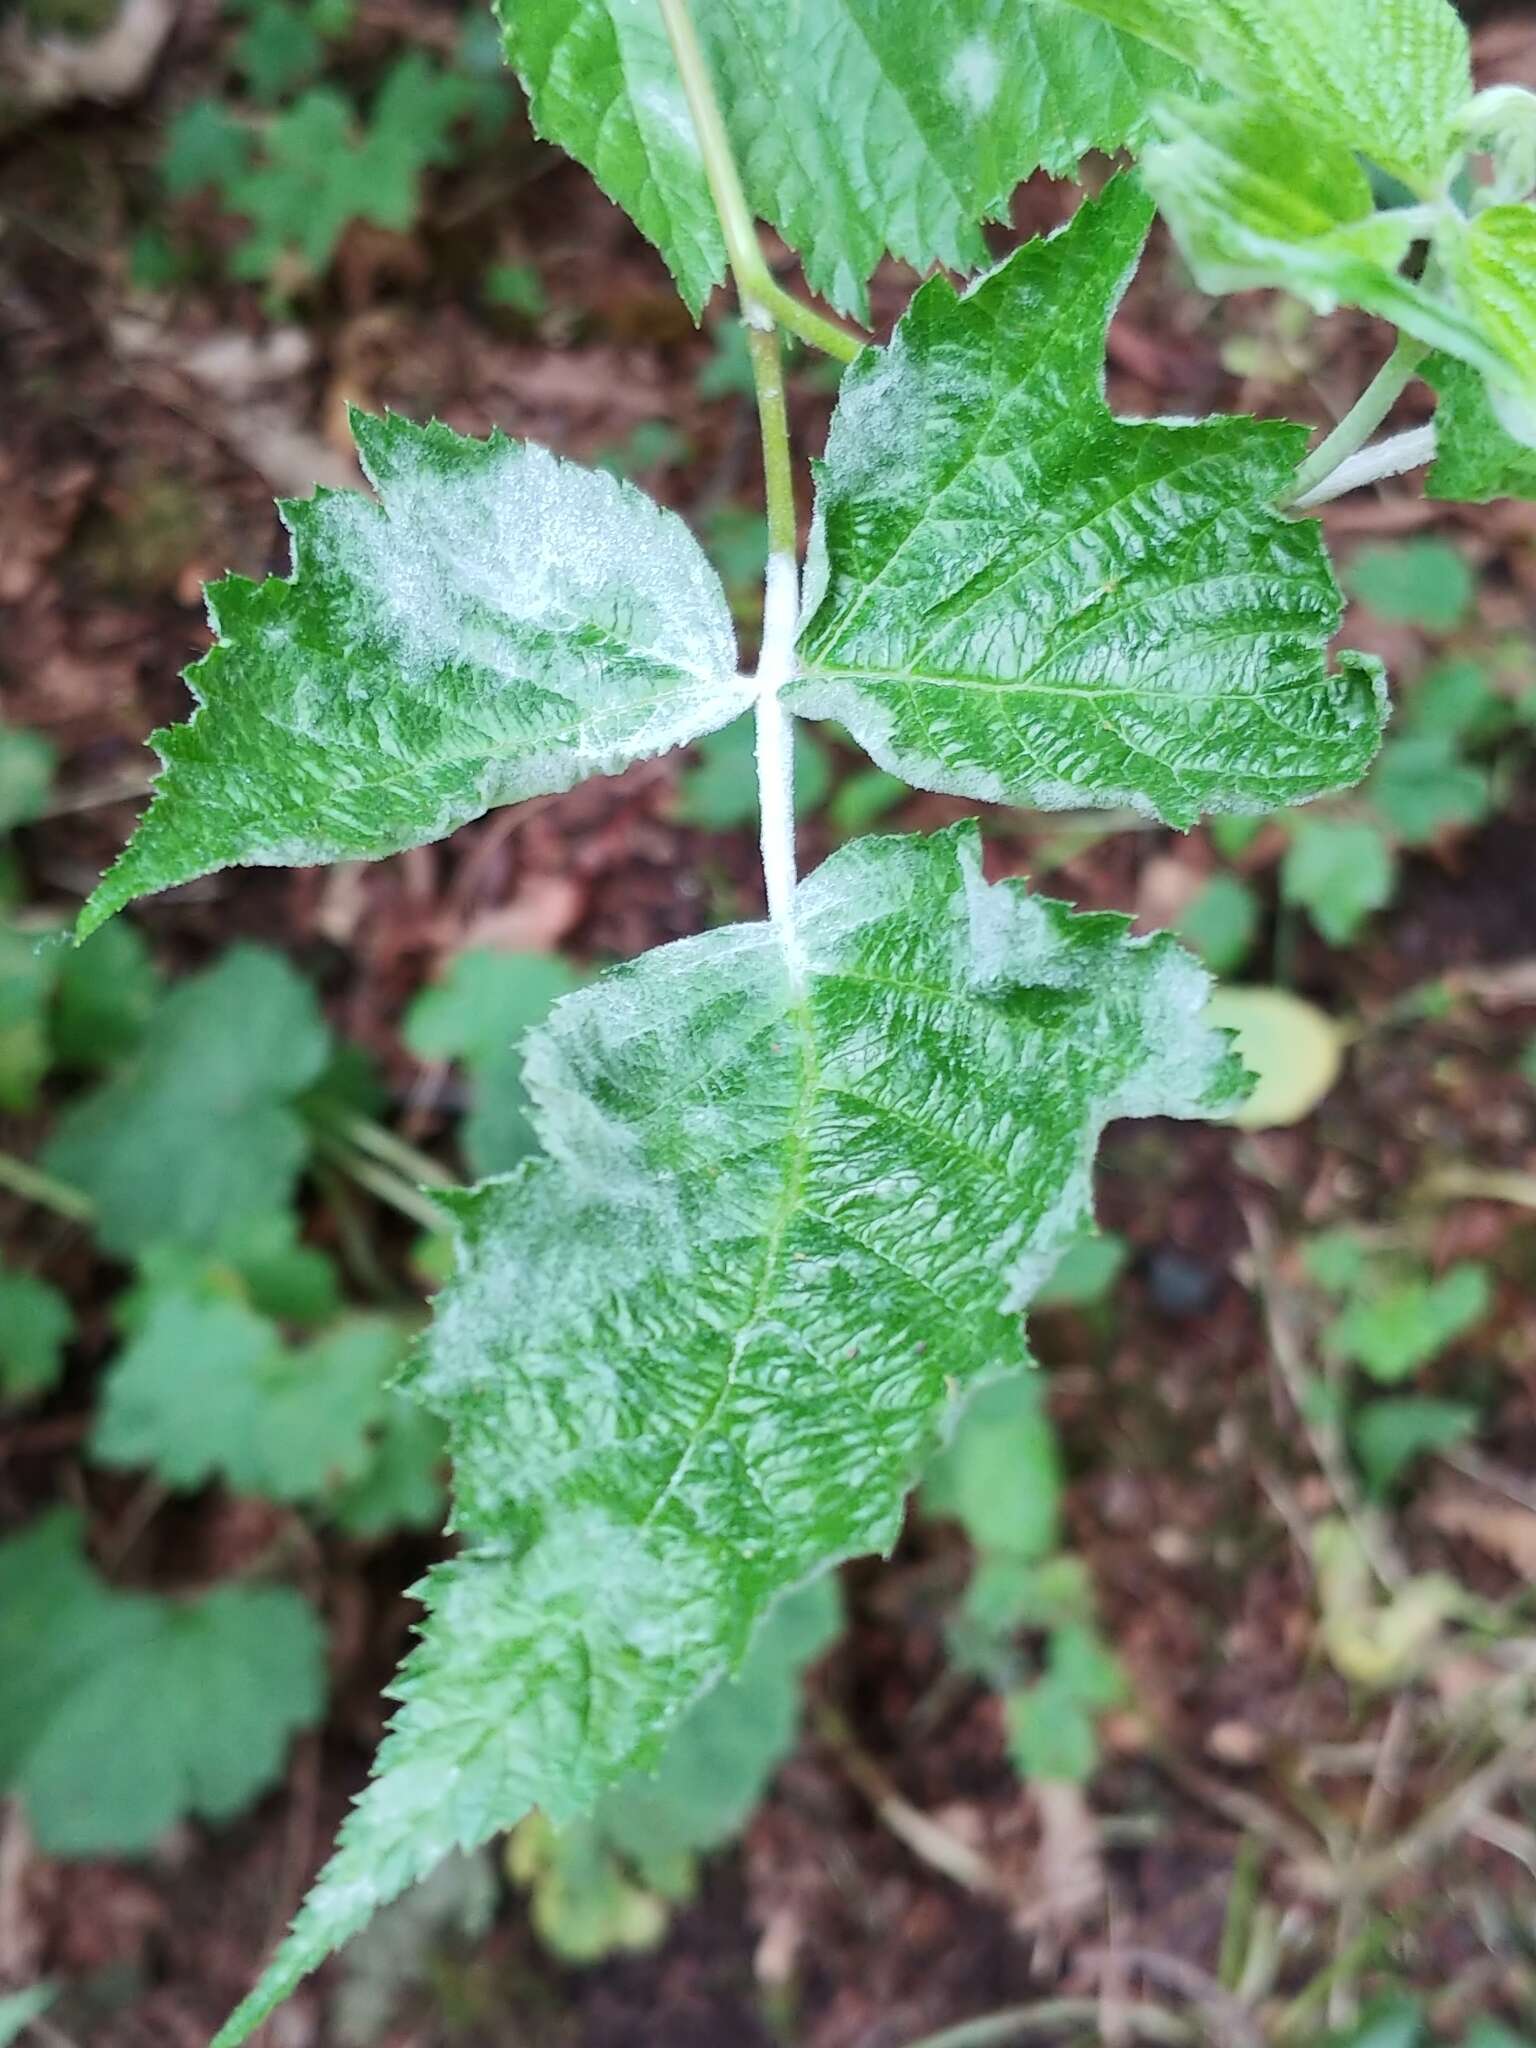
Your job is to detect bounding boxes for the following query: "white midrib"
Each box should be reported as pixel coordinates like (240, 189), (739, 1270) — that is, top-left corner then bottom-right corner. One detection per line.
(755, 550), (805, 986)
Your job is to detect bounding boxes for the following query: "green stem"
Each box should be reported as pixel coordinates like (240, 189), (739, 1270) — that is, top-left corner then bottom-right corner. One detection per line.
(314, 1134), (450, 1235)
(894, 2003), (1195, 2048)
(323, 1111), (457, 1190)
(746, 321), (798, 558)
(0, 1148), (94, 1223)
(655, 0), (863, 364)
(1283, 336), (1429, 507)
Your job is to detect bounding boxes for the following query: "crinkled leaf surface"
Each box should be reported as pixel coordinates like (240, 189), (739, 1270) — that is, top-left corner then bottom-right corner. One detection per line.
(81, 413), (743, 936)
(790, 181), (1387, 826)
(93, 1295), (406, 1502)
(43, 945), (330, 1257)
(1054, 0), (1470, 191)
(500, 0), (1193, 317)
(214, 823), (1240, 2042)
(1426, 353), (1536, 501)
(0, 1511), (324, 1855)
(591, 1575), (840, 1883)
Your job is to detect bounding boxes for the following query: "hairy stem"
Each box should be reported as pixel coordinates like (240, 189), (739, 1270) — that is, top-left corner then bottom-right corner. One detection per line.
(661, 0), (809, 972)
(655, 0), (863, 363)
(1283, 336), (1429, 508)
(1288, 424), (1438, 510)
(0, 1148), (94, 1223)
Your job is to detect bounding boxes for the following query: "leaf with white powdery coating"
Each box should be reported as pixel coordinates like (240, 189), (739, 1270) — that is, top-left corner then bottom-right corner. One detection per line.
(790, 180), (1387, 827)
(500, 0), (1193, 317)
(80, 412), (743, 937)
(213, 822), (1242, 2042)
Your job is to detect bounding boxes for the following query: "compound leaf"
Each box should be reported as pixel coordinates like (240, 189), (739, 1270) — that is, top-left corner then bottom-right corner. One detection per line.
(1054, 0), (1470, 193)
(791, 180), (1387, 827)
(81, 414), (744, 937)
(43, 945), (330, 1257)
(213, 822), (1241, 2041)
(0, 1511), (324, 1856)
(501, 0), (1193, 317)
(94, 1294), (406, 1502)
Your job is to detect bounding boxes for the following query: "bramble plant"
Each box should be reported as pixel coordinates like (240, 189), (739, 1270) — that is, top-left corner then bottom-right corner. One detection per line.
(71, 1), (1536, 2035)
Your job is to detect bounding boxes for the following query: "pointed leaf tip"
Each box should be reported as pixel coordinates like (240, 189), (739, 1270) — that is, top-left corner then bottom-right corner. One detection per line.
(87, 414), (745, 923)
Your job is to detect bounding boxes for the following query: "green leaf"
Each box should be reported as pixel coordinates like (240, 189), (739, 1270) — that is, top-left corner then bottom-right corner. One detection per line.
(1450, 206), (1536, 448)
(233, 0), (324, 102)
(330, 1398), (446, 1538)
(1006, 1620), (1126, 1783)
(1327, 1261), (1492, 1383)
(0, 1985), (56, 2048)
(589, 1576), (840, 1887)
(1280, 817), (1397, 944)
(1426, 354), (1536, 503)
(95, 1295), (406, 1502)
(43, 945), (330, 1257)
(1302, 1229), (1369, 1297)
(0, 1510), (324, 1855)
(1034, 1229), (1129, 1310)
(500, 0), (1193, 318)
(214, 823), (1241, 2041)
(404, 949), (584, 1177)
(81, 415), (743, 936)
(924, 1373), (1062, 1562)
(1327, 1995), (1426, 2048)
(1176, 872), (1260, 975)
(1053, 0), (1471, 192)
(1405, 658), (1504, 743)
(1352, 1396), (1478, 1497)
(1204, 986), (1344, 1129)
(791, 181), (1387, 829)
(162, 99), (254, 196)
(1368, 734), (1488, 845)
(516, 1583), (839, 1960)
(672, 714), (831, 831)
(827, 767), (910, 838)
(0, 1265), (72, 1403)
(0, 923), (57, 1112)
(51, 919), (159, 1069)
(1346, 540), (1474, 632)
(1141, 98), (1426, 323)
(0, 721), (55, 832)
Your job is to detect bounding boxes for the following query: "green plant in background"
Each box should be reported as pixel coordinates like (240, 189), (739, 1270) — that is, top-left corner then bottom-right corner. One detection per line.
(155, 0), (504, 294)
(1303, 1231), (1493, 1499)
(509, 1576), (839, 1960)
(15, 0), (1534, 2034)
(926, 1373), (1126, 1787)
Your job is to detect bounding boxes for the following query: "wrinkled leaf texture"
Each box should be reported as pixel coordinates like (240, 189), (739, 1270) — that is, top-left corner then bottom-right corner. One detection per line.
(790, 180), (1387, 826)
(213, 823), (1242, 2041)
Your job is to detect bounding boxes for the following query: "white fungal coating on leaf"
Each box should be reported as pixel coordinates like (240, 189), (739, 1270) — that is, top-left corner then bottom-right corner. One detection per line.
(213, 824), (1243, 2043)
(79, 412), (745, 938)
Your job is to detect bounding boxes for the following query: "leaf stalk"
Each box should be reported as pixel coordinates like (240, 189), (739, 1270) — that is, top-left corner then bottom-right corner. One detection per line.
(1282, 336), (1429, 508)
(0, 1148), (94, 1223)
(655, 0), (863, 363)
